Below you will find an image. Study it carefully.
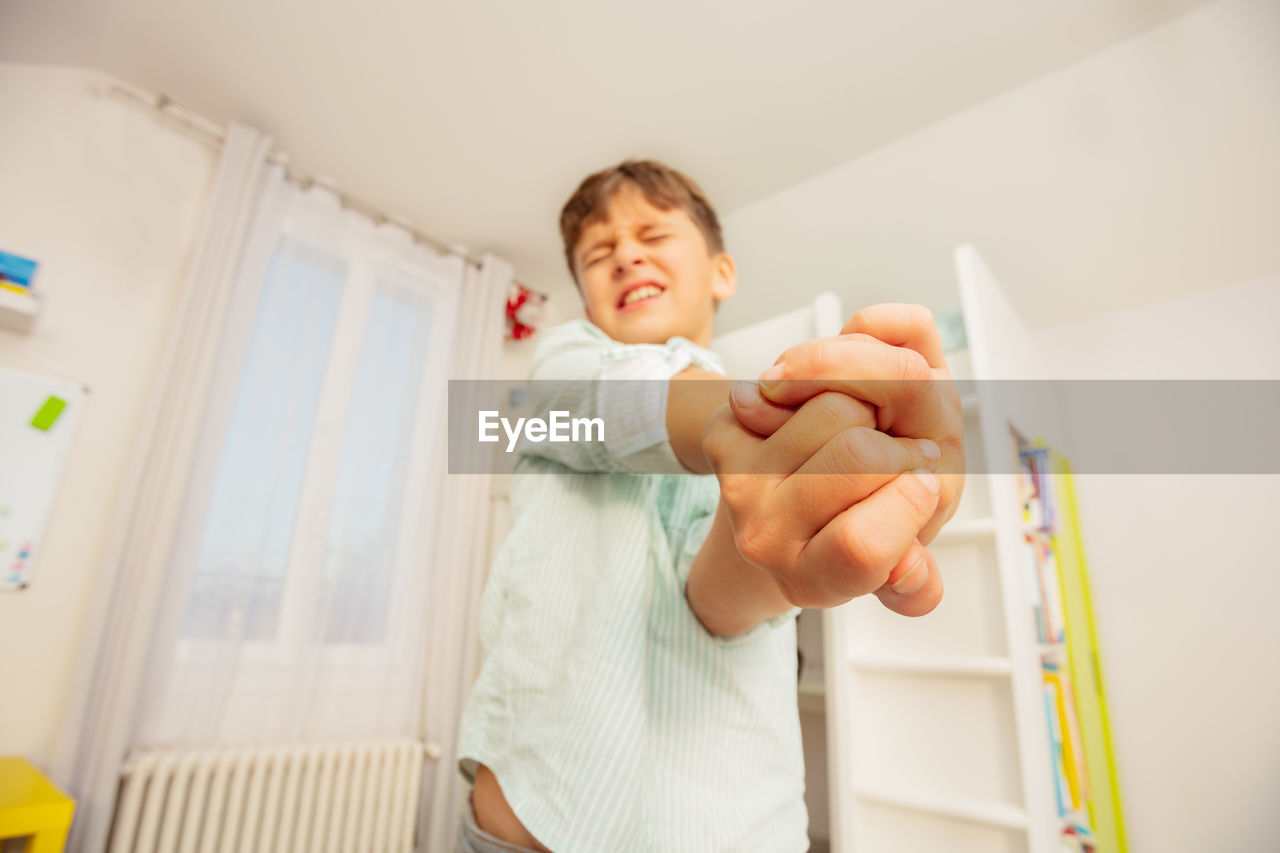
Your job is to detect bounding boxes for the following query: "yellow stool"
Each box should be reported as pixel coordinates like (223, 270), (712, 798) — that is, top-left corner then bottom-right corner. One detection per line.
(0, 757), (75, 853)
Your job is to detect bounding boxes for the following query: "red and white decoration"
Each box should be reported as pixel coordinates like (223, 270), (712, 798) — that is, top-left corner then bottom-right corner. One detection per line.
(505, 282), (547, 341)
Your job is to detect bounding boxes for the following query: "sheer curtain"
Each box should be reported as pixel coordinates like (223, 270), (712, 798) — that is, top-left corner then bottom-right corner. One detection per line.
(419, 251), (510, 853)
(55, 122), (278, 853)
(132, 168), (464, 748)
(57, 119), (512, 852)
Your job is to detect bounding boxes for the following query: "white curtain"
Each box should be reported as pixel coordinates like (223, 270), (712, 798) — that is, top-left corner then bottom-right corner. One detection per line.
(56, 119), (512, 852)
(418, 253), (510, 853)
(130, 165), (467, 750)
(54, 121), (276, 853)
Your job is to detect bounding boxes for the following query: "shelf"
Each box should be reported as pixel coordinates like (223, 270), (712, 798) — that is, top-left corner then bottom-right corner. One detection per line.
(931, 516), (996, 544)
(849, 654), (1012, 677)
(851, 783), (1028, 830)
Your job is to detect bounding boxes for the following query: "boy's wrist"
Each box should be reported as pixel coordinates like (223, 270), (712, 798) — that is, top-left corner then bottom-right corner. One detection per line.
(687, 500), (793, 637)
(666, 368), (735, 474)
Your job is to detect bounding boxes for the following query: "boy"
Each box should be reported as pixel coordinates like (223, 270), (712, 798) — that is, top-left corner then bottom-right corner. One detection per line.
(456, 161), (964, 852)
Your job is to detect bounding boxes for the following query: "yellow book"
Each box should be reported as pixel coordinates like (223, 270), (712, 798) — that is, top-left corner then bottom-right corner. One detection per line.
(1045, 670), (1082, 809)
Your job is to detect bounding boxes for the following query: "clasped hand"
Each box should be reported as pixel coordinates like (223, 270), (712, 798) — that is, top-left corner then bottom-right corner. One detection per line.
(701, 304), (965, 616)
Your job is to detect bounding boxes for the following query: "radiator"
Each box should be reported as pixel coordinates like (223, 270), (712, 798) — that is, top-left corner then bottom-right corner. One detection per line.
(108, 738), (429, 853)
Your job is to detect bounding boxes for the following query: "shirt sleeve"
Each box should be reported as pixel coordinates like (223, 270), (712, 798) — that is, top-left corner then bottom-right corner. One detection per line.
(518, 320), (724, 475)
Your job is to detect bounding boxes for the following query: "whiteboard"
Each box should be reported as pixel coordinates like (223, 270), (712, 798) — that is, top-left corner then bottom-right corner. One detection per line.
(0, 367), (88, 590)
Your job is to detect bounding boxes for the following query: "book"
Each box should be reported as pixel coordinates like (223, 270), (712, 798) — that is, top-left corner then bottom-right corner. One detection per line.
(1045, 668), (1083, 810)
(1026, 534), (1049, 643)
(1043, 680), (1069, 816)
(0, 249), (38, 290)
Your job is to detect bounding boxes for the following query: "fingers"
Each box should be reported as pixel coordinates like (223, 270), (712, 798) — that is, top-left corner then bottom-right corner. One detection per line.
(873, 540), (943, 616)
(840, 303), (946, 369)
(783, 469), (942, 606)
(772, 429), (940, 540)
(727, 381), (798, 437)
(757, 337), (935, 410)
(752, 391), (877, 475)
(916, 473), (966, 544)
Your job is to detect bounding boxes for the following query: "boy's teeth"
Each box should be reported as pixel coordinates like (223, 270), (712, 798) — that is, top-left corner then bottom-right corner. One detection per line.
(622, 285), (662, 306)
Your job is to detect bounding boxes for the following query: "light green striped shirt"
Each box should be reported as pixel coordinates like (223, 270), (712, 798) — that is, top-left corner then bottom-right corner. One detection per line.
(457, 320), (807, 852)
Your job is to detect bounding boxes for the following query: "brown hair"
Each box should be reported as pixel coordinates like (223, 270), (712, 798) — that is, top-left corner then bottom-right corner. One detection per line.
(559, 159), (724, 284)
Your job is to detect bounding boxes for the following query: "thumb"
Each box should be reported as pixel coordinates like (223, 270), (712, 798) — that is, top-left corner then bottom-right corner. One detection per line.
(728, 381), (797, 437)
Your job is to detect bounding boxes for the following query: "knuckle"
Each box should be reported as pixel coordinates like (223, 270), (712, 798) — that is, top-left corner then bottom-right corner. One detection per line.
(778, 342), (809, 373)
(893, 349), (933, 400)
(897, 348), (932, 384)
(901, 473), (941, 517)
(909, 303), (935, 329)
(716, 474), (752, 510)
(735, 521), (774, 565)
(810, 391), (870, 429)
(850, 306), (876, 331)
(836, 427), (879, 475)
(940, 431), (965, 460)
(834, 517), (893, 583)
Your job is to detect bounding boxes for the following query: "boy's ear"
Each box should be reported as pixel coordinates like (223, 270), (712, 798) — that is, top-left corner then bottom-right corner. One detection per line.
(711, 252), (737, 303)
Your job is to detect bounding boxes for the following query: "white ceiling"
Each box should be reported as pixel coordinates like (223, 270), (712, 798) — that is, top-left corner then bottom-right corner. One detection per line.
(2, 0), (1229, 326)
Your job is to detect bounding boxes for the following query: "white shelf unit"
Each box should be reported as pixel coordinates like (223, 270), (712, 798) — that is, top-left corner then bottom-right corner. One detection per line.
(820, 245), (1070, 853)
(850, 785), (1030, 831)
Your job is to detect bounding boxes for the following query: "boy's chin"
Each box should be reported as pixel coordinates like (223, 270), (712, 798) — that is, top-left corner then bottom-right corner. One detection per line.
(606, 313), (689, 345)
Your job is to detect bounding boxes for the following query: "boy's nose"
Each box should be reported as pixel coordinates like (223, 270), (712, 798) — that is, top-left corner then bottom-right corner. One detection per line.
(613, 238), (646, 272)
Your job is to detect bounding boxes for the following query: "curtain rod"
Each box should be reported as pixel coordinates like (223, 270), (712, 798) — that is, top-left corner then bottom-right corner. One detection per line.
(102, 80), (547, 298)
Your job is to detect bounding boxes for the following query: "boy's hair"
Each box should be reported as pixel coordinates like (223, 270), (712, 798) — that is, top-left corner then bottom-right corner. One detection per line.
(559, 160), (725, 284)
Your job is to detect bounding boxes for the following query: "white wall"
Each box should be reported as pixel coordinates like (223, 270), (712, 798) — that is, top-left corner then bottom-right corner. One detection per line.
(1034, 275), (1280, 853)
(706, 1), (1280, 849)
(0, 64), (216, 763)
(715, 0), (1280, 334)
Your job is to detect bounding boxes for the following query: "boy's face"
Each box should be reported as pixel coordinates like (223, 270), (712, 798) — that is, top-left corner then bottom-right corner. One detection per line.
(572, 182), (735, 347)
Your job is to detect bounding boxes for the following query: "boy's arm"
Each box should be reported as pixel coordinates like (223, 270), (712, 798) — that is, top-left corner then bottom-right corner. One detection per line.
(669, 370), (814, 636)
(520, 321), (725, 474)
(665, 366), (733, 474)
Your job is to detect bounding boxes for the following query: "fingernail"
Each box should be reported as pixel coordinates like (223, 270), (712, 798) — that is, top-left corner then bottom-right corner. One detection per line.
(919, 439), (940, 466)
(911, 468), (941, 494)
(891, 554), (929, 595)
(758, 363), (785, 392)
(730, 381), (761, 408)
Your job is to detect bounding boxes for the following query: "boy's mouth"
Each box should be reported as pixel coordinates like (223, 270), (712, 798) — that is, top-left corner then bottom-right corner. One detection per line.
(617, 281), (665, 311)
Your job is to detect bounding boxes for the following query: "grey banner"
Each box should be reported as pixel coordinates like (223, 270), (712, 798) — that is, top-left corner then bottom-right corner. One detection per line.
(448, 380), (1280, 475)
